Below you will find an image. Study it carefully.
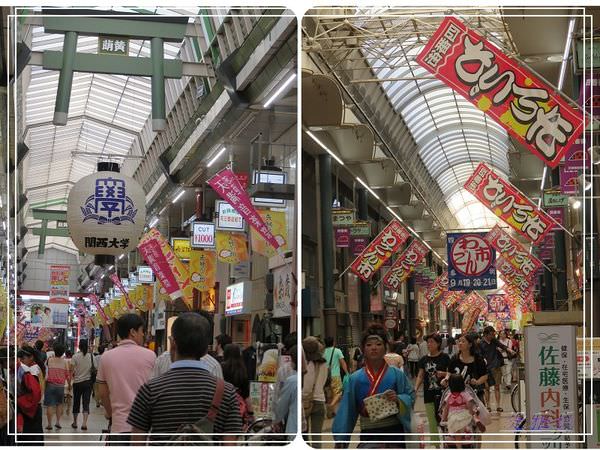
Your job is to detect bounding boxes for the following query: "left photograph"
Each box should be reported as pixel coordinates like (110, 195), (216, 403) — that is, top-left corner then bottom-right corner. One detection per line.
(1, 7), (298, 445)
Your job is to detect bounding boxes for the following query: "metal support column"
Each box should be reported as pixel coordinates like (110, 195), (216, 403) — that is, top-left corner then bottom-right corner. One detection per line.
(319, 154), (336, 338)
(53, 31), (78, 125)
(551, 169), (568, 309)
(357, 188), (371, 329)
(151, 37), (166, 131)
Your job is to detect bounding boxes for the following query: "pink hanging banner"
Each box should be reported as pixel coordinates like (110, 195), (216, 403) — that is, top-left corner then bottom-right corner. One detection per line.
(89, 294), (110, 324)
(425, 271), (448, 304)
(208, 168), (281, 251)
(138, 238), (182, 301)
(484, 224), (543, 279)
(109, 273), (134, 310)
(382, 239), (430, 290)
(416, 16), (582, 168)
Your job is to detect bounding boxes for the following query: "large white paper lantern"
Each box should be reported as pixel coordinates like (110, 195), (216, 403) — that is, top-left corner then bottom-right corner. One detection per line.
(67, 165), (146, 256)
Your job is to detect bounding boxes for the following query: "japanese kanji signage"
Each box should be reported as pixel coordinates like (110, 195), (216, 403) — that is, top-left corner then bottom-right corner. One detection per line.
(350, 219), (410, 282)
(560, 165), (579, 195)
(382, 239), (430, 290)
(565, 134), (591, 170)
(350, 236), (369, 257)
(425, 271), (448, 304)
(109, 273), (134, 310)
(464, 162), (553, 244)
(416, 16), (582, 168)
(189, 250), (216, 292)
(171, 237), (192, 261)
(543, 190), (568, 208)
(487, 294), (509, 313)
(215, 200), (245, 231)
(273, 264), (293, 318)
(484, 225), (543, 279)
(208, 168), (280, 251)
(447, 232), (496, 291)
(524, 326), (578, 442)
(250, 210), (287, 258)
(496, 256), (535, 294)
(335, 228), (350, 248)
(98, 35), (129, 55)
(332, 209), (355, 228)
(351, 221), (371, 237)
(67, 171), (146, 255)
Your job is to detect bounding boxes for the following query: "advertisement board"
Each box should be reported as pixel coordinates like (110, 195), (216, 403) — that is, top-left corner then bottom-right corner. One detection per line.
(225, 281), (251, 316)
(191, 222), (216, 248)
(447, 232), (497, 291)
(215, 200), (245, 231)
(137, 266), (154, 283)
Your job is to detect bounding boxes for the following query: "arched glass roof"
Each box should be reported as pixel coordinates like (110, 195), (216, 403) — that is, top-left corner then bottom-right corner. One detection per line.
(357, 12), (513, 229)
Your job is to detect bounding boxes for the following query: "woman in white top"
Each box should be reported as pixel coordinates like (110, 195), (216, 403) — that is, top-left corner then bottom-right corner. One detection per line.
(302, 337), (328, 449)
(498, 330), (513, 391)
(406, 337), (421, 379)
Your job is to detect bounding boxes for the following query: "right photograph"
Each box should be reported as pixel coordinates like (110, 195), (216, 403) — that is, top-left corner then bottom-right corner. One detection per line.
(301, 7), (597, 449)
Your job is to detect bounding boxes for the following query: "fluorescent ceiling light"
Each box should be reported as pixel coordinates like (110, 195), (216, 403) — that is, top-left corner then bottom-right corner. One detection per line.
(2, 221), (5, 231)
(172, 190), (185, 204)
(108, 265), (114, 271)
(207, 147), (227, 168)
(557, 17), (576, 91)
(356, 177), (380, 200)
(118, 254), (125, 260)
(159, 206), (167, 215)
(573, 200), (582, 209)
(263, 73), (296, 108)
(101, 274), (105, 279)
(305, 130), (345, 166)
(149, 217), (159, 228)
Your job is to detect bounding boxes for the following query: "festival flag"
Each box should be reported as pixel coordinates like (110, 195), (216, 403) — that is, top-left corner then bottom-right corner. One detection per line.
(464, 162), (554, 245)
(189, 250), (216, 292)
(425, 272), (448, 304)
(383, 239), (430, 290)
(485, 225), (542, 278)
(416, 16), (582, 168)
(109, 273), (134, 310)
(250, 210), (288, 258)
(216, 232), (249, 264)
(447, 232), (496, 291)
(350, 219), (411, 282)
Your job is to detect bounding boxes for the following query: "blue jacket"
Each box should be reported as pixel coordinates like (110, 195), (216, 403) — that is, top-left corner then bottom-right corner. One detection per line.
(332, 365), (415, 442)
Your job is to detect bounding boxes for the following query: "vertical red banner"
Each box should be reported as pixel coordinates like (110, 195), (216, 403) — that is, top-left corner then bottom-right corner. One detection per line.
(382, 239), (430, 290)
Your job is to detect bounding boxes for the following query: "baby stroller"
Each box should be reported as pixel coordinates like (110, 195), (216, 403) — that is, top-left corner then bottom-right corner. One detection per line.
(437, 383), (489, 449)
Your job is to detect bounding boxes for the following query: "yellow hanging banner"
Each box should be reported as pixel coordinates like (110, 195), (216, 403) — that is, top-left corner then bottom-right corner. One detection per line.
(171, 237), (192, 261)
(216, 232), (248, 264)
(251, 210), (287, 258)
(189, 250), (216, 292)
(156, 280), (171, 304)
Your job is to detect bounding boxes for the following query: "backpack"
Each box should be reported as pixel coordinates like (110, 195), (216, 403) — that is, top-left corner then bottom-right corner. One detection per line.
(169, 378), (224, 444)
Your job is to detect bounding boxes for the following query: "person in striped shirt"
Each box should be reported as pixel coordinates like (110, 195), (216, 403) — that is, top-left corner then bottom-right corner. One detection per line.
(44, 343), (71, 430)
(127, 313), (242, 443)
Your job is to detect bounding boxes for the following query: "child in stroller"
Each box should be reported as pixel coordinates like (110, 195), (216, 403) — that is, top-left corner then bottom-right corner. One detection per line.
(438, 374), (487, 448)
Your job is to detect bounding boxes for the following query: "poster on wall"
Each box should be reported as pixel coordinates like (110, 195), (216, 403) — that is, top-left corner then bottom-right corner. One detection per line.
(273, 264), (293, 318)
(447, 232), (497, 291)
(42, 265), (70, 328)
(416, 16), (582, 168)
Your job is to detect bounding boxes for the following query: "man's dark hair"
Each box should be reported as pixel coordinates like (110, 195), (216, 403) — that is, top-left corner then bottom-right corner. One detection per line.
(360, 323), (389, 347)
(216, 333), (232, 348)
(79, 339), (89, 355)
(172, 312), (210, 359)
(426, 333), (442, 347)
(410, 337), (417, 345)
(53, 342), (65, 358)
(483, 326), (496, 336)
(34, 340), (44, 351)
(324, 336), (334, 347)
(117, 313), (145, 340)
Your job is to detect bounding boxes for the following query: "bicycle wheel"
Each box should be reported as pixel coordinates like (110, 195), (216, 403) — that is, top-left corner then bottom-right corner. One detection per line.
(511, 384), (520, 413)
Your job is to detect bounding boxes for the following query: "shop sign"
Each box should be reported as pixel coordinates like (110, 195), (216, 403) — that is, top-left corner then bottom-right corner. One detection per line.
(209, 168), (280, 250)
(225, 281), (251, 316)
(332, 209), (355, 228)
(350, 219), (410, 282)
(543, 190), (568, 208)
(46, 265), (70, 329)
(447, 232), (496, 291)
(464, 162), (553, 245)
(137, 266), (154, 284)
(98, 35), (129, 55)
(109, 273), (134, 310)
(416, 16), (582, 168)
(252, 170), (287, 207)
(565, 134), (592, 170)
(485, 225), (543, 279)
(546, 208), (564, 231)
(575, 38), (600, 71)
(171, 237), (192, 261)
(189, 250), (216, 292)
(154, 299), (166, 331)
(191, 222), (216, 248)
(487, 294), (509, 313)
(559, 165), (579, 195)
(384, 306), (397, 329)
(425, 271), (448, 304)
(383, 239), (430, 290)
(346, 273), (360, 313)
(576, 337), (600, 379)
(335, 228), (350, 248)
(66, 171), (146, 255)
(351, 221), (371, 237)
(216, 231), (248, 265)
(273, 264), (293, 318)
(215, 200), (245, 231)
(524, 325), (578, 442)
(349, 236), (369, 257)
(230, 260), (250, 279)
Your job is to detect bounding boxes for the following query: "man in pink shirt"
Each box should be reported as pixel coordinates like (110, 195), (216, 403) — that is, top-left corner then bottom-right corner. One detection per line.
(97, 313), (156, 443)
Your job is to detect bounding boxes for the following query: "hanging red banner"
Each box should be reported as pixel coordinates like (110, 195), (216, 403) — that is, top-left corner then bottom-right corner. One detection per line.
(485, 224), (543, 278)
(416, 16), (582, 168)
(109, 273), (134, 310)
(382, 239), (430, 290)
(465, 162), (553, 245)
(208, 168), (281, 251)
(425, 271), (448, 304)
(89, 294), (110, 324)
(350, 219), (410, 282)
(496, 256), (535, 293)
(457, 292), (486, 314)
(443, 290), (465, 310)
